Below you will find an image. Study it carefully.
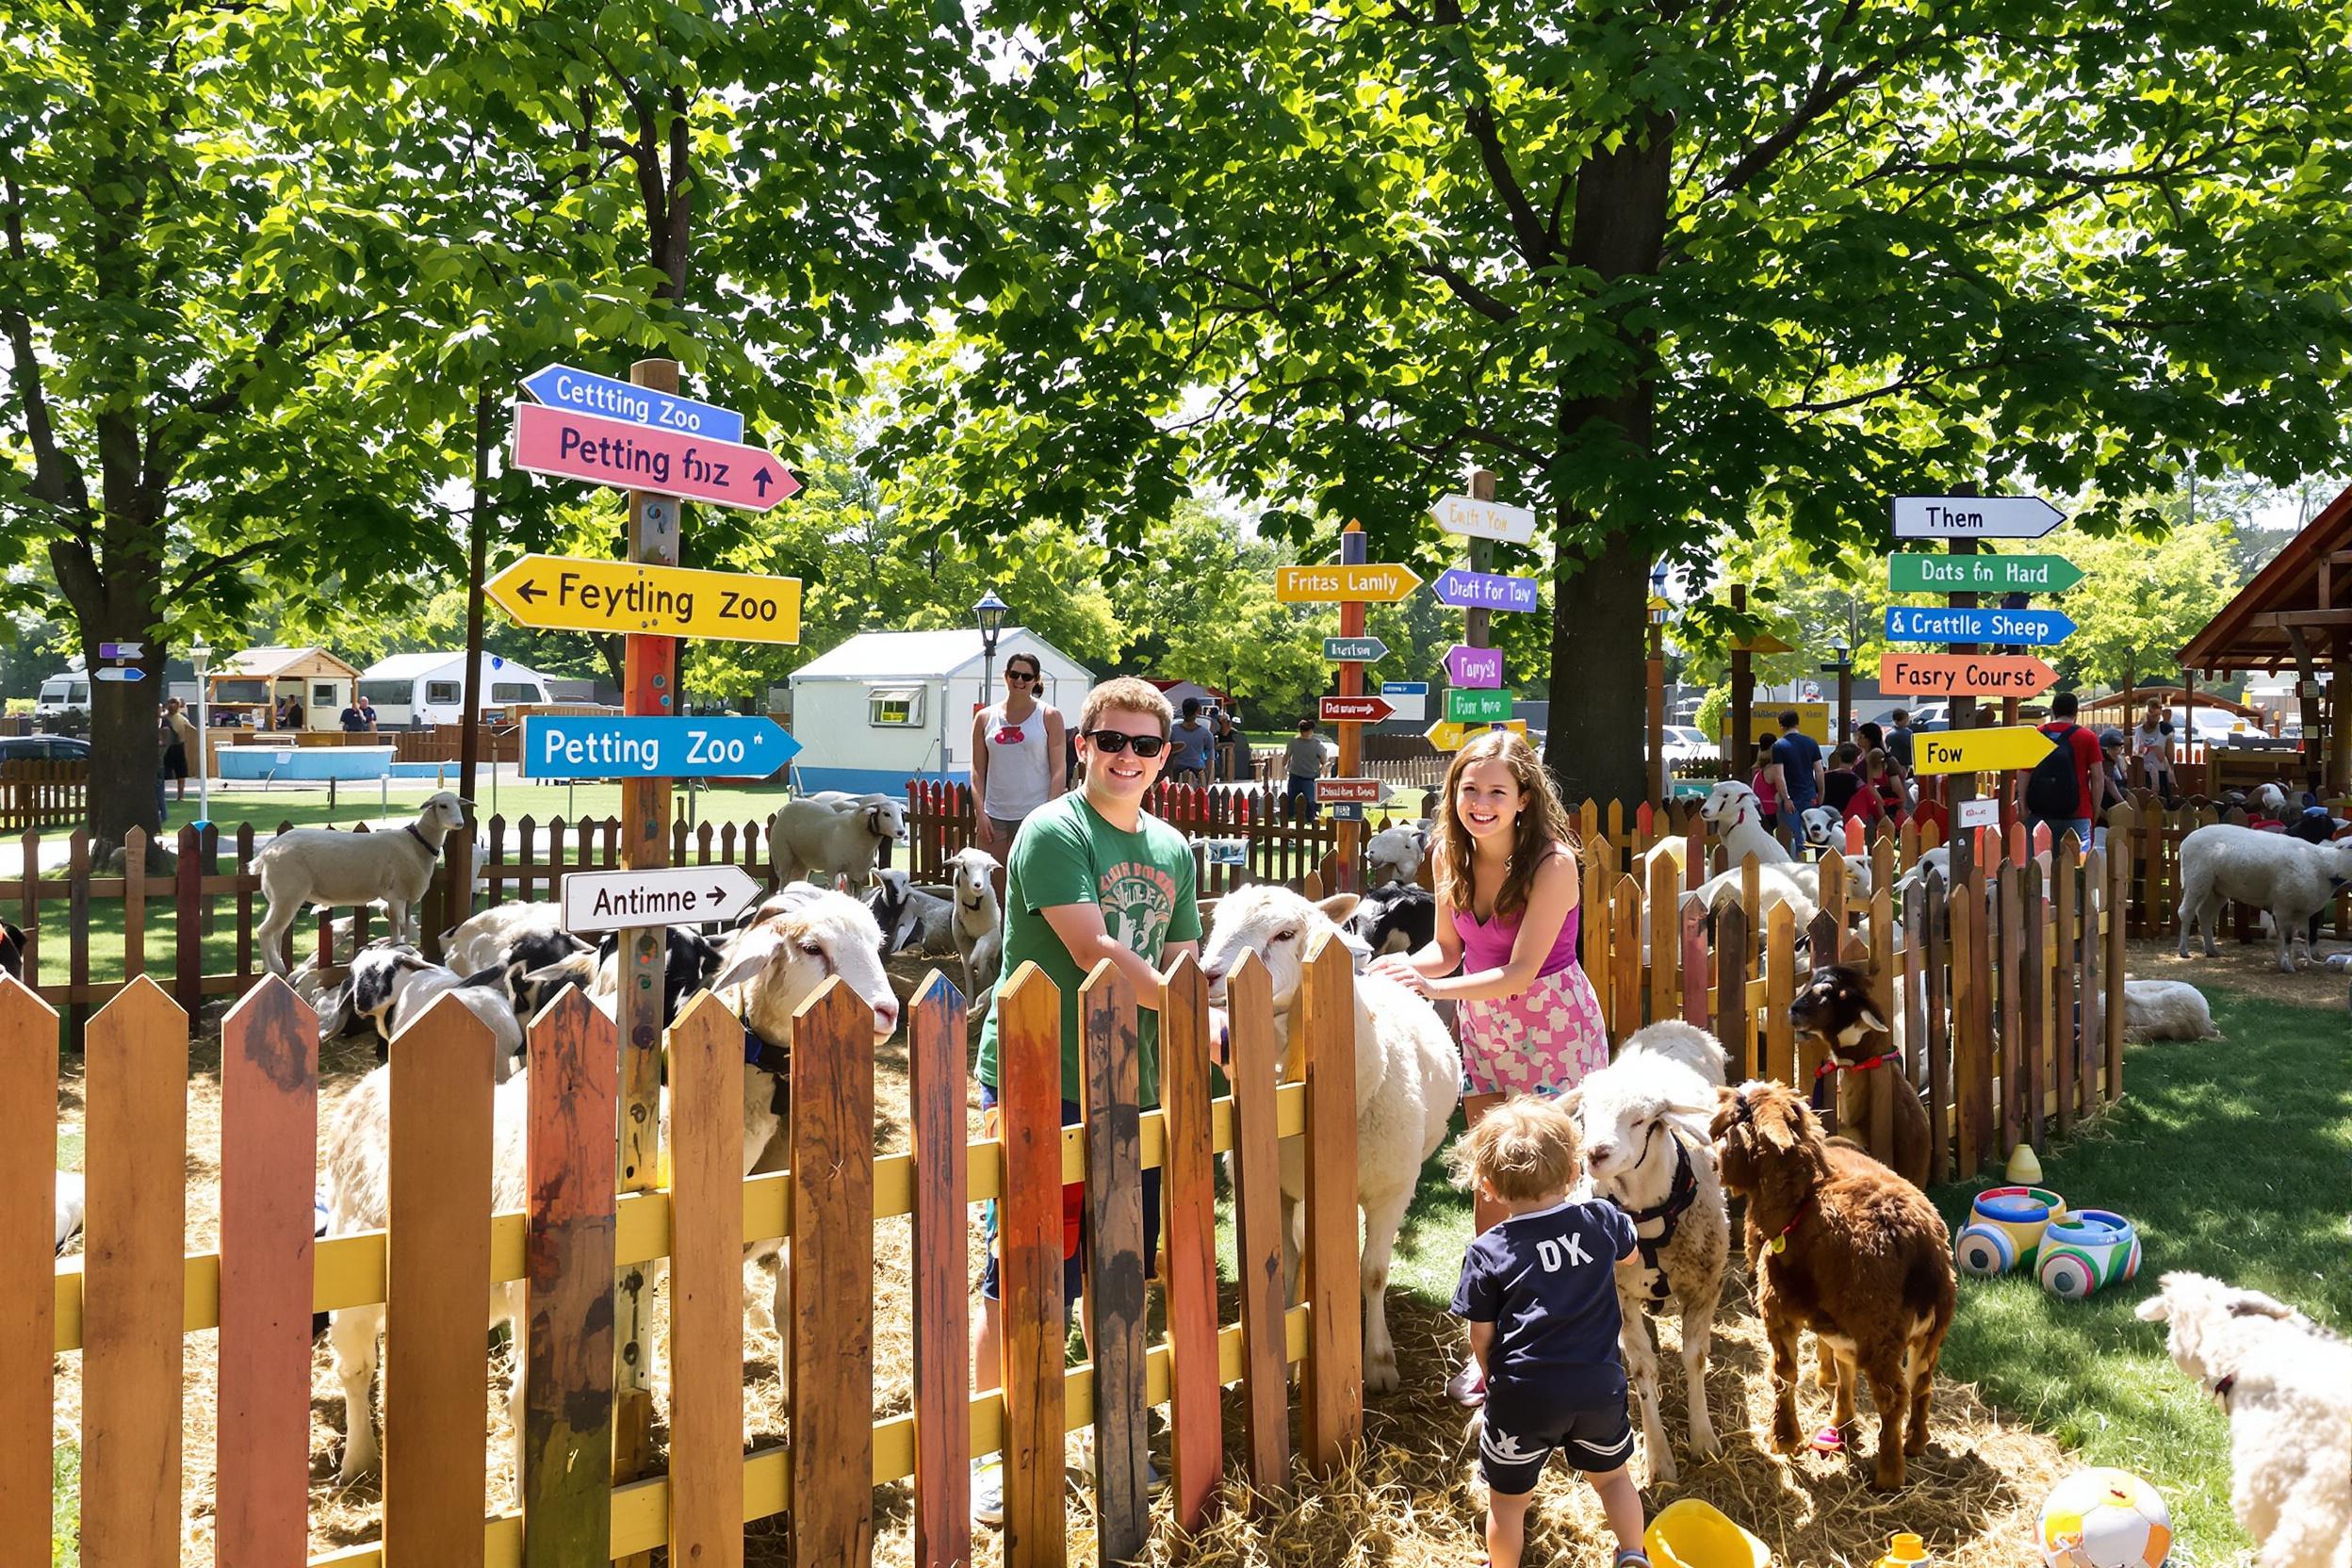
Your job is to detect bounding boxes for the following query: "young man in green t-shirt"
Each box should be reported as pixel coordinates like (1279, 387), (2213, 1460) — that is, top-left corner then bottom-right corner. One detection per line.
(970, 676), (1201, 1526)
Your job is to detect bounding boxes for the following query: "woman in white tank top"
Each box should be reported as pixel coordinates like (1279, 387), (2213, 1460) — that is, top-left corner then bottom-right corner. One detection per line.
(971, 650), (1067, 855)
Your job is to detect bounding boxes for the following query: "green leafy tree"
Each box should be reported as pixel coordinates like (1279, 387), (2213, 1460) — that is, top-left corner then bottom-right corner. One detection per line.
(890, 0), (2352, 806)
(2039, 514), (2239, 693)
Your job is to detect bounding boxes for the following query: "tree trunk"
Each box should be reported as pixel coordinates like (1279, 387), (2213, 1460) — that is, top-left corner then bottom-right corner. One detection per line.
(56, 545), (167, 856)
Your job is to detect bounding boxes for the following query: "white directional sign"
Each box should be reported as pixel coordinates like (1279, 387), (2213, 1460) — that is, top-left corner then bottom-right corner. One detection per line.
(1430, 492), (1538, 546)
(561, 864), (761, 934)
(1891, 496), (2066, 540)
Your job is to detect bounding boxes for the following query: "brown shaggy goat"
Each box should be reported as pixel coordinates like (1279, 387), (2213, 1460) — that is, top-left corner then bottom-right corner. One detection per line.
(1788, 962), (1932, 1187)
(1711, 1080), (1955, 1490)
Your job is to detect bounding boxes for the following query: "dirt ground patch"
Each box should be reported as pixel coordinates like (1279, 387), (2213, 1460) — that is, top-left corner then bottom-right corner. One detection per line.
(2125, 932), (2352, 1009)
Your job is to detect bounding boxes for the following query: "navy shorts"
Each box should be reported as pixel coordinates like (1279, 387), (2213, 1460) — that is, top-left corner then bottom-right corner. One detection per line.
(977, 1089), (1161, 1306)
(1478, 1379), (1634, 1495)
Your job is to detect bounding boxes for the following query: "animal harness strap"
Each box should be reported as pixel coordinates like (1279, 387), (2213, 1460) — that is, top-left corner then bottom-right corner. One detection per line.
(741, 1015), (792, 1114)
(1625, 1134), (1699, 1302)
(401, 822), (443, 858)
(1812, 1050), (1900, 1082)
(1765, 1192), (1815, 1256)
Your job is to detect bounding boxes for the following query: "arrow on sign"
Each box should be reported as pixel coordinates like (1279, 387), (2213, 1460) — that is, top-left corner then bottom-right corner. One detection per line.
(1424, 718), (1528, 752)
(1879, 653), (2060, 698)
(487, 554), (804, 645)
(1911, 726), (2060, 776)
(93, 666), (146, 683)
(1887, 553), (2084, 594)
(1319, 694), (1396, 724)
(1322, 635), (1391, 662)
(1884, 606), (2076, 645)
(562, 864), (763, 933)
(512, 401), (798, 512)
(98, 642), (143, 661)
(1432, 567), (1542, 612)
(1429, 492), (1538, 546)
(522, 715), (801, 780)
(521, 364), (747, 444)
(1445, 644), (1503, 689)
(1275, 564), (1423, 603)
(1891, 496), (2066, 541)
(1445, 688), (1514, 725)
(1314, 777), (1386, 804)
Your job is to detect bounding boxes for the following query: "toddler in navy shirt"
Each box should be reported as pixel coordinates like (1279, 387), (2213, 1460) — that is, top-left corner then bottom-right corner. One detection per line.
(1451, 1096), (1649, 1568)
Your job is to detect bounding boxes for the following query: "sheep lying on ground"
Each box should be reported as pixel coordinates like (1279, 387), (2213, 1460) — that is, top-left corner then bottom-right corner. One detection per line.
(1682, 856), (1867, 949)
(1712, 1080), (1954, 1491)
(2122, 978), (2221, 1041)
(54, 1169), (83, 1255)
(442, 902), (592, 980)
(2177, 824), (2352, 973)
(1797, 806), (1845, 852)
(1200, 885), (1459, 1395)
(1699, 780), (1791, 865)
(1788, 963), (1931, 1186)
(587, 926), (724, 1027)
(1364, 820), (1432, 886)
(2137, 1272), (2352, 1568)
(320, 945), (525, 1077)
(865, 868), (955, 956)
(1561, 1021), (1729, 1484)
(321, 887), (897, 1492)
(254, 792), (468, 974)
(1347, 881), (1436, 956)
(769, 792), (908, 886)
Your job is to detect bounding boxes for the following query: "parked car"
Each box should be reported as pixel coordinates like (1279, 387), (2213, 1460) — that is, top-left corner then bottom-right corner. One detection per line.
(0, 734), (91, 763)
(33, 671), (90, 718)
(1657, 724), (1719, 763)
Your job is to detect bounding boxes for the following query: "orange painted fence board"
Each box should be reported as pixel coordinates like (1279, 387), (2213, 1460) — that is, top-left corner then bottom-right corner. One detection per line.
(666, 993), (746, 1568)
(81, 978), (187, 1568)
(994, 964), (1067, 1568)
(907, 973), (972, 1568)
(216, 979), (318, 1568)
(1082, 963), (1151, 1564)
(386, 994), (496, 1566)
(1298, 937), (1363, 1474)
(1156, 957), (1223, 1533)
(1222, 954), (1293, 1502)
(790, 981), (877, 1567)
(0, 977), (57, 1564)
(522, 989), (619, 1567)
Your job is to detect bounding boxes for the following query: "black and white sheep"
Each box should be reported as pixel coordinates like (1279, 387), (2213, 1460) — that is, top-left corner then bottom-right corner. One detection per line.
(1364, 820), (1433, 887)
(586, 926), (725, 1027)
(1346, 881), (1436, 956)
(254, 792), (469, 975)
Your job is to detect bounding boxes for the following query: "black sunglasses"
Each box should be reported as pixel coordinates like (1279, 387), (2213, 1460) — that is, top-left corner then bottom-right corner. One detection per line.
(1004, 668), (1037, 681)
(1085, 729), (1167, 758)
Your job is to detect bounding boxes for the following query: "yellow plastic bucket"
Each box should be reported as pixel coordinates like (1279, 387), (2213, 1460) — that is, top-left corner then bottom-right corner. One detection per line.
(1644, 1498), (1772, 1568)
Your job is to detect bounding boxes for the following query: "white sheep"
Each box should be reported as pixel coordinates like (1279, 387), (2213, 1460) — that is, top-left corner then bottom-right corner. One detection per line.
(254, 792), (469, 975)
(2122, 978), (2221, 1041)
(1796, 805), (1846, 853)
(2176, 824), (2352, 973)
(944, 846), (1004, 1003)
(1561, 1021), (1729, 1485)
(2253, 782), (2289, 819)
(2137, 1272), (2352, 1568)
(1681, 858), (1853, 943)
(1698, 780), (1791, 866)
(1365, 820), (1433, 887)
(320, 888), (898, 1493)
(55, 1169), (84, 1255)
(441, 901), (588, 977)
(768, 792), (908, 887)
(1200, 885), (1459, 1395)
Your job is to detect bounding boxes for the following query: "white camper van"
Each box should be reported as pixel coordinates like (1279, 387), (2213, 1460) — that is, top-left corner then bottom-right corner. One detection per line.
(357, 652), (555, 727)
(34, 669), (90, 718)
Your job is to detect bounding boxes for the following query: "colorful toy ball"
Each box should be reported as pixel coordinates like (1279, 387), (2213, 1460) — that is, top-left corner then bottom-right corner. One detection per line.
(2037, 1466), (2172, 1566)
(1955, 1185), (2067, 1277)
(2036, 1209), (2142, 1300)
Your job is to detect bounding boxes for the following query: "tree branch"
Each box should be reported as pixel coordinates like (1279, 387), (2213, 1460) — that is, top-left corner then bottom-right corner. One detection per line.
(171, 533), (298, 597)
(1427, 0), (1558, 267)
(0, 176), (90, 514)
(1415, 257), (1518, 322)
(1708, 28), (1921, 200)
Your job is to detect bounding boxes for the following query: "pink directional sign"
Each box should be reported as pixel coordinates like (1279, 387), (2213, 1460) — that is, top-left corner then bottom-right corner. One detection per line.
(1445, 645), (1502, 689)
(512, 401), (798, 512)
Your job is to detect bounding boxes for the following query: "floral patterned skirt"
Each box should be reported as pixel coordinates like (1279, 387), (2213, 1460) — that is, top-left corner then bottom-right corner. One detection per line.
(1458, 963), (1610, 1099)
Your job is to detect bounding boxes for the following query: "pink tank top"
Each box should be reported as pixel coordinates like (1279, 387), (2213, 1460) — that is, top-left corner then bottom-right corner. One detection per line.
(1456, 851), (1581, 979)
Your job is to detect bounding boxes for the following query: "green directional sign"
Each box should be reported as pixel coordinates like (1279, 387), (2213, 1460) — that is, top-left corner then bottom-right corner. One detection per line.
(1445, 688), (1514, 725)
(1887, 553), (2084, 594)
(1322, 635), (1390, 662)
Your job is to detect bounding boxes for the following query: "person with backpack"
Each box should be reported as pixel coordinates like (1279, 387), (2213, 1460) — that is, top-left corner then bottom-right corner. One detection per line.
(2020, 692), (2108, 848)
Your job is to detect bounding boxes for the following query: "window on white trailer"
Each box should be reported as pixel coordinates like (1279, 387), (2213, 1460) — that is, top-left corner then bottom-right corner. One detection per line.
(426, 680), (462, 706)
(869, 686), (924, 727)
(357, 681), (410, 706)
(491, 681), (537, 703)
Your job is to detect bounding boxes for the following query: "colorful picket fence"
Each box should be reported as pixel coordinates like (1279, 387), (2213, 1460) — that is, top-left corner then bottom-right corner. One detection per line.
(13, 935), (1368, 1563)
(0, 759), (83, 832)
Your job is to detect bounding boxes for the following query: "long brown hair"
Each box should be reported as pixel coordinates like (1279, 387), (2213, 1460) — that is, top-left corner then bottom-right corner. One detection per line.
(1434, 729), (1578, 922)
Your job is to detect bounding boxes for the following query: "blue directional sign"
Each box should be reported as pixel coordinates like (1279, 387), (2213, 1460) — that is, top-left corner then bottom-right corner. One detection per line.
(1884, 606), (2077, 645)
(1433, 567), (1542, 612)
(520, 364), (746, 445)
(521, 714), (799, 779)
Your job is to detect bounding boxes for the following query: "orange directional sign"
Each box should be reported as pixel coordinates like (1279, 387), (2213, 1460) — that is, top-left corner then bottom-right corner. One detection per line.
(1274, 564), (1422, 603)
(1880, 653), (2059, 698)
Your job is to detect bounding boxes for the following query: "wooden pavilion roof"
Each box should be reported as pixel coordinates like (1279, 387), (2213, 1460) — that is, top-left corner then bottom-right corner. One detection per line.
(2177, 479), (2352, 675)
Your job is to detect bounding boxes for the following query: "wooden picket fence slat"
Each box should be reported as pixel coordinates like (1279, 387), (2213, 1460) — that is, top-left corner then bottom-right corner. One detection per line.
(0, 977), (57, 1564)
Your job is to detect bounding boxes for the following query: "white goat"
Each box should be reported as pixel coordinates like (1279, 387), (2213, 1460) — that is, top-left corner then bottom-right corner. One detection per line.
(945, 846), (1004, 1003)
(1562, 1021), (1729, 1485)
(769, 792), (908, 887)
(2176, 825), (2352, 973)
(320, 889), (898, 1493)
(1699, 780), (1791, 866)
(1365, 820), (1433, 887)
(1199, 885), (1459, 1395)
(2122, 978), (2222, 1041)
(255, 792), (469, 974)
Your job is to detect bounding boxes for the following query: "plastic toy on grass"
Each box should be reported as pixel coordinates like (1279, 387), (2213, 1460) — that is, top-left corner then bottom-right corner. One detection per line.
(1873, 1533), (1931, 1568)
(2036, 1466), (2172, 1566)
(2035, 1209), (2142, 1301)
(1644, 1498), (1771, 1568)
(1954, 1185), (2068, 1277)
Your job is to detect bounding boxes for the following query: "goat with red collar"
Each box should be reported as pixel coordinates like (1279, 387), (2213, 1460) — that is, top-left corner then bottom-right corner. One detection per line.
(1789, 961), (1932, 1188)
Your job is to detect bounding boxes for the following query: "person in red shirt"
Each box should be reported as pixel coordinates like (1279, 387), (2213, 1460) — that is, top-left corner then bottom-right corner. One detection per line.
(2020, 692), (2108, 847)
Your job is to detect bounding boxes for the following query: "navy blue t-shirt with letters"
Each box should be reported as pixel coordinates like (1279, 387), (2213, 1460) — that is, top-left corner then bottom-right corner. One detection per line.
(1451, 1199), (1639, 1408)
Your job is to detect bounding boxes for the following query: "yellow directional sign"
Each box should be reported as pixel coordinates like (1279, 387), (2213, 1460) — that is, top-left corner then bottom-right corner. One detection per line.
(1912, 725), (2059, 776)
(486, 553), (803, 645)
(1732, 633), (1793, 654)
(1424, 718), (1529, 752)
(1274, 564), (1424, 604)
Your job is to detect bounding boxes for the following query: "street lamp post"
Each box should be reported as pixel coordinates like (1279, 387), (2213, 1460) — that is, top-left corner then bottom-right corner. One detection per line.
(1823, 642), (1854, 747)
(190, 634), (211, 825)
(973, 589), (1010, 710)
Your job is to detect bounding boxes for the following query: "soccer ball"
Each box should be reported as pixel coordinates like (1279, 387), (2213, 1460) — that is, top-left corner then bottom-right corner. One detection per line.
(2037, 1467), (2173, 1567)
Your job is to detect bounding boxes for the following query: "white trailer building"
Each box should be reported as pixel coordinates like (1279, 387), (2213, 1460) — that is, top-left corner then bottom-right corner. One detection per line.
(356, 652), (556, 727)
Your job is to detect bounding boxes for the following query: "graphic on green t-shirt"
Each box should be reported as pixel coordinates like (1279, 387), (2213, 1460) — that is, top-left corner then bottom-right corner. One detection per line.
(973, 791), (1200, 1108)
